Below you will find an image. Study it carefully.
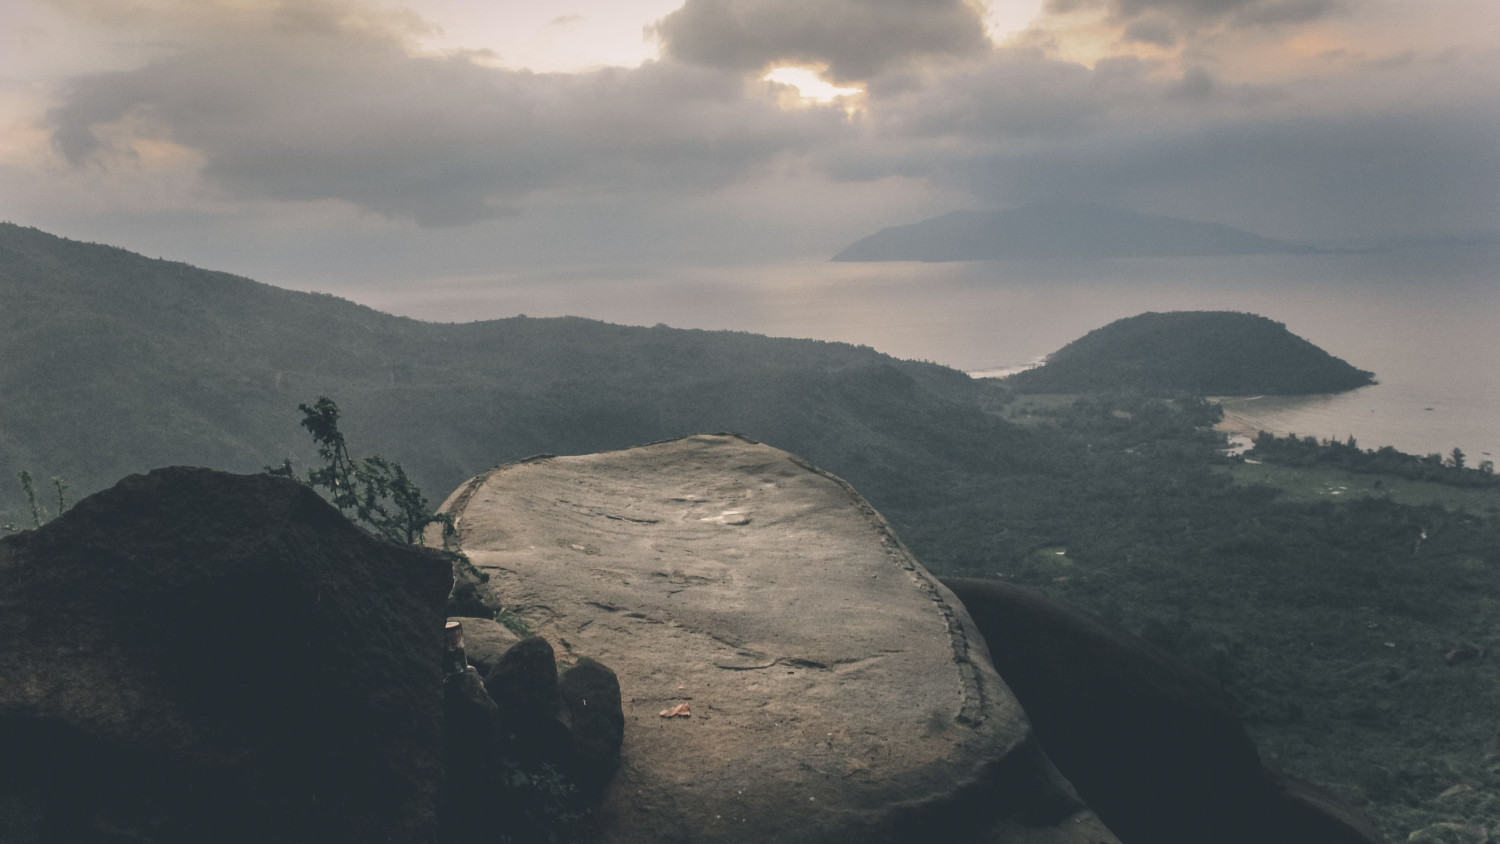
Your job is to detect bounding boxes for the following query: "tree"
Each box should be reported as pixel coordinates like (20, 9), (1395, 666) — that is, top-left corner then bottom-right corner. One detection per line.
(1448, 447), (1467, 470)
(270, 397), (451, 545)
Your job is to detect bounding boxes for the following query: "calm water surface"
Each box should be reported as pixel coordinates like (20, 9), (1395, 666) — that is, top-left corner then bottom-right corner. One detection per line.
(345, 245), (1499, 460)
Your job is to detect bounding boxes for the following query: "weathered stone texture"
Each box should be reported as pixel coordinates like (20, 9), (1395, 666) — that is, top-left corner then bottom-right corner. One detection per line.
(439, 434), (1114, 844)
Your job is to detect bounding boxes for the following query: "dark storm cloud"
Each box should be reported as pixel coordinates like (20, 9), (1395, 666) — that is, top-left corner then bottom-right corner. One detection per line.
(858, 50), (1162, 142)
(1047, 0), (1340, 28)
(962, 107), (1500, 239)
(831, 46), (1500, 239)
(1123, 17), (1176, 46)
(650, 0), (991, 82)
(44, 2), (844, 226)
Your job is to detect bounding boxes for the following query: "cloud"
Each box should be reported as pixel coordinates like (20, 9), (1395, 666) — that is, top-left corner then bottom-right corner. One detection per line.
(25, 0), (1500, 253)
(1123, 17), (1176, 46)
(650, 0), (992, 82)
(44, 0), (847, 226)
(1050, 0), (1339, 27)
(823, 41), (1500, 240)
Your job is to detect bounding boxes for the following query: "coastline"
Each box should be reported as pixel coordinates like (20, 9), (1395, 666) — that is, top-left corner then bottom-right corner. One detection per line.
(1211, 390), (1497, 463)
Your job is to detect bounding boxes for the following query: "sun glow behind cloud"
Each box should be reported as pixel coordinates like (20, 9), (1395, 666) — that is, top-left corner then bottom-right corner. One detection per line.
(762, 66), (863, 107)
(3, 0), (1496, 267)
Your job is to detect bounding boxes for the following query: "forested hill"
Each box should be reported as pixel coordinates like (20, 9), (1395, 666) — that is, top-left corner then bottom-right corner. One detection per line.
(0, 222), (1023, 528)
(1005, 310), (1376, 395)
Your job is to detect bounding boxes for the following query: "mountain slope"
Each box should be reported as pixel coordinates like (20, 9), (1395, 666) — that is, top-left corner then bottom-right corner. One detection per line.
(832, 202), (1323, 262)
(1005, 311), (1376, 395)
(0, 222), (1024, 527)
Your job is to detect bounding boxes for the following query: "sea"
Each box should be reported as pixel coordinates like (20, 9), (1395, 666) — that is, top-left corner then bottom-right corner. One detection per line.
(346, 244), (1500, 462)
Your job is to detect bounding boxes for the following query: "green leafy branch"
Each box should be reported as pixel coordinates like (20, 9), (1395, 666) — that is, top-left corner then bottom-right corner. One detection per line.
(4, 471), (68, 534)
(270, 397), (452, 545)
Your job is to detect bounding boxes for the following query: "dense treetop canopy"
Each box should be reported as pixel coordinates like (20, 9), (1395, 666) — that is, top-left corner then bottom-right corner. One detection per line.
(1005, 310), (1376, 396)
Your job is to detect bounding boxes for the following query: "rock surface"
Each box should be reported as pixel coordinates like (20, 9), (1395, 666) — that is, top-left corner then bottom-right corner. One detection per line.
(439, 433), (1116, 844)
(942, 576), (1388, 844)
(0, 467), (454, 844)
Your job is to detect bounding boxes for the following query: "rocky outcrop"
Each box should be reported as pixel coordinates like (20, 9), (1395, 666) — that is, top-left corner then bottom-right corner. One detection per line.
(440, 639), (625, 844)
(439, 433), (1117, 844)
(941, 576), (1387, 844)
(0, 467), (454, 844)
(559, 657), (627, 796)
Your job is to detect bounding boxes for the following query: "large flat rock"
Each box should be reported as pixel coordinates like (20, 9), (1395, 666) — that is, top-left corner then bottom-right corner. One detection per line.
(440, 434), (1116, 843)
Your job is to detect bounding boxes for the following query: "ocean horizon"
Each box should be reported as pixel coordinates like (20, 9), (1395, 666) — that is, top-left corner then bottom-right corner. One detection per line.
(336, 244), (1500, 460)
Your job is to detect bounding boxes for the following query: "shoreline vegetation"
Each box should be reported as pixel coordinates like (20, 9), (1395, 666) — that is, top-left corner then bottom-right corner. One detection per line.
(1247, 431), (1495, 486)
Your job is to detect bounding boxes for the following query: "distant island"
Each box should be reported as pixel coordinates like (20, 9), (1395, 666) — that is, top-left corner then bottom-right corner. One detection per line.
(1004, 311), (1376, 395)
(832, 201), (1326, 262)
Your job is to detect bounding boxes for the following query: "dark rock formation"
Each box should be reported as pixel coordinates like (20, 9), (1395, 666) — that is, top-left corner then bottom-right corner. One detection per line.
(443, 650), (622, 844)
(559, 657), (625, 796)
(484, 636), (562, 724)
(941, 576), (1387, 844)
(0, 467), (453, 844)
(483, 636), (574, 774)
(440, 667), (506, 844)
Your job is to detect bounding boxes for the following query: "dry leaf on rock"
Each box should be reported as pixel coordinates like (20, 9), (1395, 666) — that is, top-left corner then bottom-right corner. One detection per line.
(659, 703), (691, 718)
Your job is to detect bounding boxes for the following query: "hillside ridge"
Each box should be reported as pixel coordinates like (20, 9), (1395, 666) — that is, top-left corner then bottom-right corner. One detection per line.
(0, 220), (1017, 529)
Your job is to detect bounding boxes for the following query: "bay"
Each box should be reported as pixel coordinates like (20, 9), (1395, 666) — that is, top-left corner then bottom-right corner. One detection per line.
(338, 244), (1500, 461)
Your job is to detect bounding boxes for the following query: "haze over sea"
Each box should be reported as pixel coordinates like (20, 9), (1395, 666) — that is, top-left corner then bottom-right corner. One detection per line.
(337, 244), (1500, 462)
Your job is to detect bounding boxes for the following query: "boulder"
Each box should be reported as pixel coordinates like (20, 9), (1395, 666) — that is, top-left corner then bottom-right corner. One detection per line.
(485, 635), (563, 723)
(440, 667), (505, 844)
(438, 433), (1117, 844)
(941, 576), (1387, 844)
(483, 635), (575, 771)
(560, 657), (626, 796)
(0, 467), (453, 844)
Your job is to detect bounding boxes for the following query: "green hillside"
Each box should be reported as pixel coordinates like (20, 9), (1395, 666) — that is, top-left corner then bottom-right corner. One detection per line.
(0, 222), (1020, 530)
(4, 223), (1498, 840)
(1006, 310), (1376, 395)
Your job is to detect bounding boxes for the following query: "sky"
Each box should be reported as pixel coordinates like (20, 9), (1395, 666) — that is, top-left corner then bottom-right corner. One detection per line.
(1, 0), (1497, 301)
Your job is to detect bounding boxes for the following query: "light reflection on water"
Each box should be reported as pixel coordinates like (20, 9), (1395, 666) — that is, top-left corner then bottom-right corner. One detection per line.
(343, 245), (1499, 459)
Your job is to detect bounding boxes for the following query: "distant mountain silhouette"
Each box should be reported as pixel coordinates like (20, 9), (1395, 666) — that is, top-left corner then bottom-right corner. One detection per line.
(832, 201), (1326, 261)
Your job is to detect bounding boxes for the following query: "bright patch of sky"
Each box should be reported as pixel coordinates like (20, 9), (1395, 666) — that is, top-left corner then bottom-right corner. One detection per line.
(401, 0), (1046, 71)
(402, 0), (683, 71)
(763, 66), (863, 104)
